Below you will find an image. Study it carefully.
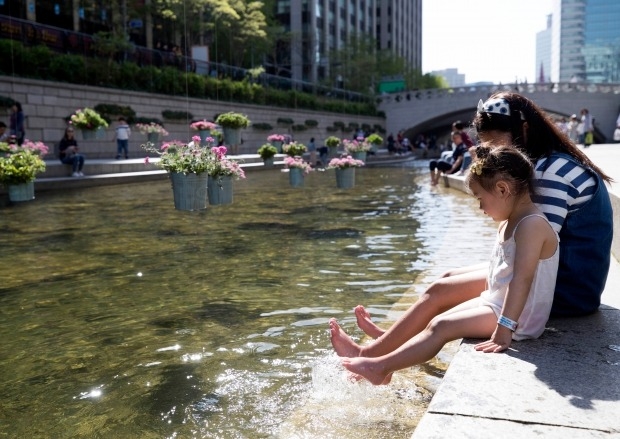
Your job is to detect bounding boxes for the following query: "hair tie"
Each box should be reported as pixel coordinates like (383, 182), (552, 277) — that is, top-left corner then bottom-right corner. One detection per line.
(470, 159), (485, 176)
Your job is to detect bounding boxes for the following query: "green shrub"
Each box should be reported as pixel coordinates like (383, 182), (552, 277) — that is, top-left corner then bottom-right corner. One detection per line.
(183, 72), (206, 98)
(277, 117), (294, 125)
(304, 119), (319, 127)
(252, 122), (273, 130)
(133, 116), (164, 126)
(94, 103), (136, 123)
(333, 121), (345, 129)
(291, 124), (307, 131)
(0, 95), (17, 109)
(162, 110), (193, 121)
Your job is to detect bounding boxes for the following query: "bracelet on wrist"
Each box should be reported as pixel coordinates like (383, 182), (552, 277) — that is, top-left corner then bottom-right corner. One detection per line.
(498, 315), (518, 332)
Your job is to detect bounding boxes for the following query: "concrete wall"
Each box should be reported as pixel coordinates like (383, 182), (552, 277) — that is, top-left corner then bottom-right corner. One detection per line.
(0, 76), (385, 158)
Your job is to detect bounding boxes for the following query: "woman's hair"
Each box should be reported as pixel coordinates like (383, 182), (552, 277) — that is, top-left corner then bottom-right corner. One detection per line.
(466, 144), (534, 198)
(473, 91), (612, 183)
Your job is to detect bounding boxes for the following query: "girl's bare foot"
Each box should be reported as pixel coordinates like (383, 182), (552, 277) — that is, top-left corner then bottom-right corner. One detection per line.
(341, 357), (389, 386)
(354, 305), (385, 339)
(329, 318), (362, 357)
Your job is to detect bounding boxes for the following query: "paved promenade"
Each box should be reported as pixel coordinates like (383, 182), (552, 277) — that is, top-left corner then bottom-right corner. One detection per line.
(413, 143), (620, 438)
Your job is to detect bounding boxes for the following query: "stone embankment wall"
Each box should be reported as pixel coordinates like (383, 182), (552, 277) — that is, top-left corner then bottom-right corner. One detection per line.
(0, 76), (384, 158)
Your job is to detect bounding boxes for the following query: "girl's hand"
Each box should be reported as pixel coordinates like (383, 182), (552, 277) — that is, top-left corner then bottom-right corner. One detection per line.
(474, 326), (512, 353)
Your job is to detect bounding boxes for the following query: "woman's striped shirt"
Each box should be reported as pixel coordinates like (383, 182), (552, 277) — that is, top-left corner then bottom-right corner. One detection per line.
(532, 154), (596, 233)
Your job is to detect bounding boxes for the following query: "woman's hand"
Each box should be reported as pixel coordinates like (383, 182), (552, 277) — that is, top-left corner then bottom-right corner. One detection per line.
(474, 326), (512, 353)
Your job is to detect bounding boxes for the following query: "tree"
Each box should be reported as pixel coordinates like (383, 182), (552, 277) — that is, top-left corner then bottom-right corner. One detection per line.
(328, 34), (447, 92)
(204, 0), (269, 67)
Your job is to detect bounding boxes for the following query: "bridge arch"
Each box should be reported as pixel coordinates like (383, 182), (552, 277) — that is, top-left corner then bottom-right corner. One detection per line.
(378, 83), (620, 143)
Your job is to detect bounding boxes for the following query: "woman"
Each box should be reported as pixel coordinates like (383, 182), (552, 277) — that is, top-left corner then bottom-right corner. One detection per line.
(9, 102), (25, 146)
(58, 126), (85, 177)
(337, 91), (613, 361)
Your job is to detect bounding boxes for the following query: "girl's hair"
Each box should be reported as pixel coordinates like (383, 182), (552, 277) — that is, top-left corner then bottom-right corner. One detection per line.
(472, 91), (612, 183)
(466, 144), (534, 198)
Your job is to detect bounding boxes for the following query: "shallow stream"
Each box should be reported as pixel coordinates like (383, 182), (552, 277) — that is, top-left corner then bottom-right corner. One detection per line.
(0, 163), (496, 438)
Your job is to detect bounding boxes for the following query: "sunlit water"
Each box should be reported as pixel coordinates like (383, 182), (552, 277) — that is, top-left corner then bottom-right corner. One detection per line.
(0, 162), (496, 438)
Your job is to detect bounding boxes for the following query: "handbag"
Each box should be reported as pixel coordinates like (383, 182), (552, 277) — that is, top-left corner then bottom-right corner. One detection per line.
(584, 131), (593, 145)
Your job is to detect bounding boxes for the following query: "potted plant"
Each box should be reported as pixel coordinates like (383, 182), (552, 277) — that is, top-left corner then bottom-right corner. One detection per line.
(215, 112), (250, 147)
(0, 140), (48, 202)
(135, 122), (169, 144)
(283, 156), (313, 188)
(343, 137), (372, 162)
(257, 143), (278, 167)
(267, 133), (285, 152)
(141, 135), (214, 211)
(207, 145), (246, 205)
(325, 135), (341, 159)
(366, 133), (384, 153)
(190, 120), (218, 145)
(69, 107), (109, 140)
(282, 141), (307, 157)
(327, 154), (365, 189)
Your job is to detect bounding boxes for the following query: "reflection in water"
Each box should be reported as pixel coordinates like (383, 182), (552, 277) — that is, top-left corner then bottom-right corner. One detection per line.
(0, 163), (495, 438)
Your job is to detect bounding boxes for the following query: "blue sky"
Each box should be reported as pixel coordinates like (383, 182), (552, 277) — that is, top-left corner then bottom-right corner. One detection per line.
(423, 0), (554, 84)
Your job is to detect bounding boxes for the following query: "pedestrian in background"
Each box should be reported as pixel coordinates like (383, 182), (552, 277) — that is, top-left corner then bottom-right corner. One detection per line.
(114, 117), (131, 159)
(9, 102), (25, 146)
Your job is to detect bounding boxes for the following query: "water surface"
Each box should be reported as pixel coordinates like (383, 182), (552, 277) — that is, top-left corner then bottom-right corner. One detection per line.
(0, 163), (496, 438)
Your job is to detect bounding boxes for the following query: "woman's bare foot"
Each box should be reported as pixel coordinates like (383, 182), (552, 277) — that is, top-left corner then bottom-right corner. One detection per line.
(329, 318), (362, 357)
(341, 357), (390, 386)
(354, 305), (385, 339)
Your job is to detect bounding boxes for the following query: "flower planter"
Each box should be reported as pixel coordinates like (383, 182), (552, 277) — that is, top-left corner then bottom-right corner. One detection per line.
(222, 127), (241, 146)
(169, 172), (208, 211)
(271, 141), (283, 153)
(81, 129), (97, 140)
(263, 157), (275, 167)
(335, 168), (355, 189)
(8, 181), (35, 202)
(198, 130), (210, 146)
(352, 151), (367, 163)
(147, 133), (159, 144)
(289, 168), (304, 188)
(328, 146), (339, 159)
(208, 175), (234, 205)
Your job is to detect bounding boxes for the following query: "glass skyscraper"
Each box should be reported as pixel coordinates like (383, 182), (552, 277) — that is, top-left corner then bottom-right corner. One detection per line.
(550, 0), (620, 83)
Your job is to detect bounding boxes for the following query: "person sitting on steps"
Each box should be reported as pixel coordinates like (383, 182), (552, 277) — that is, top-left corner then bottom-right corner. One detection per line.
(58, 126), (85, 177)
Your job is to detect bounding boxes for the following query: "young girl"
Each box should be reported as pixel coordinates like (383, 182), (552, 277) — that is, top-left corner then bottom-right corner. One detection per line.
(330, 144), (559, 385)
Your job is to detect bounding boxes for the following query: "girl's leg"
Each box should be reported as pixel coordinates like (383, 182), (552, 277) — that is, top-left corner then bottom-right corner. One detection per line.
(331, 267), (487, 358)
(356, 263), (488, 338)
(341, 301), (497, 385)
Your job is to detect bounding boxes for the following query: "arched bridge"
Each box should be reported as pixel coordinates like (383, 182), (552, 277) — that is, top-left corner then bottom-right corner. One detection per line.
(378, 83), (620, 142)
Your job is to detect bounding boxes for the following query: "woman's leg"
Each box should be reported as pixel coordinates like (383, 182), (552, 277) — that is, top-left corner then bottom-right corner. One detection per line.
(331, 267), (487, 358)
(77, 155), (85, 172)
(341, 301), (497, 385)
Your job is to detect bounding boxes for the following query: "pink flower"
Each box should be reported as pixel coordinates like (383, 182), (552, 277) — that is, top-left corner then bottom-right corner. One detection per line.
(144, 156), (150, 164)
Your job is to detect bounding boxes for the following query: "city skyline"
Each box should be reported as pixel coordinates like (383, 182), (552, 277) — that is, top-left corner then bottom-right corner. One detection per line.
(423, 0), (553, 85)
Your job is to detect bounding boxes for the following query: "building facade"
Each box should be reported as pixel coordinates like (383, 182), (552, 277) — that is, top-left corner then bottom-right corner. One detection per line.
(275, 0), (421, 84)
(549, 0), (620, 83)
(429, 68), (465, 87)
(536, 14), (552, 83)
